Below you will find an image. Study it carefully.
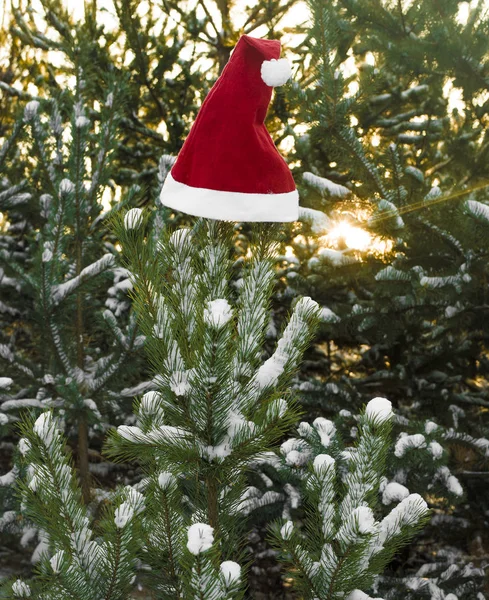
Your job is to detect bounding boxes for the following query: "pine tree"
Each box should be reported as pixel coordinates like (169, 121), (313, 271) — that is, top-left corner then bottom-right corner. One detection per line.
(5, 218), (430, 599)
(105, 215), (320, 596)
(270, 398), (430, 600)
(10, 410), (143, 599)
(1, 0), (488, 594)
(0, 0), (306, 587)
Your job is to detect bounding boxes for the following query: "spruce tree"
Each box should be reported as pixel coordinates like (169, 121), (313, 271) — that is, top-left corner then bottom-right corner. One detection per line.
(279, 0), (489, 591)
(0, 73), (144, 512)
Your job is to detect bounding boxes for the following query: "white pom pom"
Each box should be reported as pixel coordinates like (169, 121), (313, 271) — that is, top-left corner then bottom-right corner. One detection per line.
(261, 58), (292, 87)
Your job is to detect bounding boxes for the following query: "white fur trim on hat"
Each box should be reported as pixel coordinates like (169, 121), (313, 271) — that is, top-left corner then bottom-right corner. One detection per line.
(261, 58), (292, 87)
(160, 173), (298, 222)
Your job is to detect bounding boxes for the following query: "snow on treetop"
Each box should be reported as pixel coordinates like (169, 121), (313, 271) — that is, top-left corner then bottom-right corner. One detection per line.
(49, 550), (65, 574)
(140, 390), (163, 414)
(353, 505), (377, 534)
(24, 101), (39, 121)
(187, 523), (214, 555)
(280, 520), (293, 539)
(220, 560), (241, 585)
(281, 438), (312, 467)
(424, 420), (439, 434)
(169, 227), (192, 250)
(124, 485), (145, 513)
(75, 115), (90, 128)
(42, 244), (53, 263)
(313, 417), (336, 447)
(365, 397), (393, 424)
(11, 579), (31, 597)
(394, 433), (426, 457)
(59, 179), (74, 194)
(124, 208), (143, 230)
(117, 425), (144, 442)
(33, 412), (57, 447)
(382, 481), (410, 505)
(18, 438), (31, 456)
(313, 453), (335, 476)
(297, 421), (313, 437)
(204, 298), (233, 329)
(158, 471), (176, 490)
(169, 370), (192, 396)
(428, 440), (443, 459)
(319, 306), (340, 323)
(295, 295), (319, 314)
(114, 501), (134, 528)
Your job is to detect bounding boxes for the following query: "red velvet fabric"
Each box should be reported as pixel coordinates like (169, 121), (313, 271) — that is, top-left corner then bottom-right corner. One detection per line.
(171, 35), (296, 195)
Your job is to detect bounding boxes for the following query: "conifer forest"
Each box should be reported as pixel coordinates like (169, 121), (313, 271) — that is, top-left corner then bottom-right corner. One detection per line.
(0, 0), (488, 598)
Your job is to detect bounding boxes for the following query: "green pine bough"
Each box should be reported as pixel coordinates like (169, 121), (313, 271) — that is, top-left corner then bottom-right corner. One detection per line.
(269, 398), (430, 600)
(9, 217), (428, 599)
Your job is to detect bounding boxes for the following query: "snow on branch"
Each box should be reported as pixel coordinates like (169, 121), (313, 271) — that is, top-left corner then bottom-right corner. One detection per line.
(298, 206), (332, 234)
(369, 84), (429, 106)
(319, 306), (340, 323)
(0, 344), (34, 378)
(18, 412), (142, 595)
(51, 254), (115, 305)
(0, 181), (31, 207)
(268, 395), (429, 598)
(1, 398), (44, 411)
(465, 199), (489, 224)
(252, 297), (320, 391)
(103, 309), (130, 350)
(303, 172), (351, 198)
(375, 266), (411, 282)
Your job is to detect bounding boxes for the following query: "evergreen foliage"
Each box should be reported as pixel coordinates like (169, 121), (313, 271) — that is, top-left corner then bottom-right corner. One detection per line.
(105, 216), (320, 595)
(5, 220), (429, 598)
(0, 66), (144, 556)
(12, 411), (142, 599)
(278, 0), (489, 590)
(1, 0), (488, 595)
(270, 398), (430, 599)
(0, 0), (298, 199)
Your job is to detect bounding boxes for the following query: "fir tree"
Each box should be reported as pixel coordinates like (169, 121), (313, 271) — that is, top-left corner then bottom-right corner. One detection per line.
(105, 215), (320, 596)
(1, 0), (300, 197)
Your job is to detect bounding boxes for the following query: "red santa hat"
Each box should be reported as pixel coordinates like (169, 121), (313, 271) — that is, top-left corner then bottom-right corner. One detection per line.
(160, 35), (298, 222)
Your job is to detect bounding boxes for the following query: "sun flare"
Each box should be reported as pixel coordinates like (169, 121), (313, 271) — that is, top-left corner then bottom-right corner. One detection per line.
(319, 220), (393, 255)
